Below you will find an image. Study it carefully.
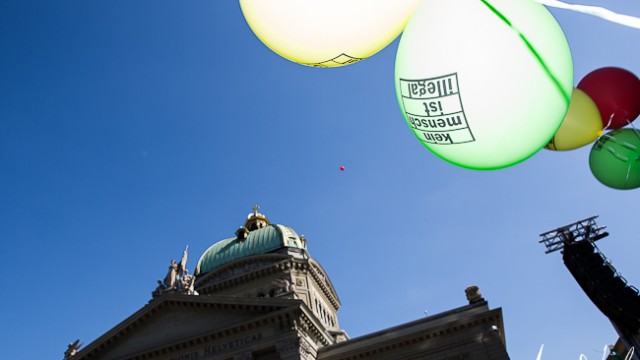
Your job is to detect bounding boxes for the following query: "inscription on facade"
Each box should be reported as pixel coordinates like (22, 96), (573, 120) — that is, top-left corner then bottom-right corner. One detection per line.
(169, 333), (263, 360)
(170, 351), (199, 360)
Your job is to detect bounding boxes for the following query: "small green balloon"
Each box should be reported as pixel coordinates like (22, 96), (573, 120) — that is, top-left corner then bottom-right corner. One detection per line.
(589, 128), (640, 190)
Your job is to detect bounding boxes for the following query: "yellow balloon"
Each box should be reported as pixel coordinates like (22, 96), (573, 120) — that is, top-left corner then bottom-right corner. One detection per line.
(239, 0), (421, 67)
(546, 88), (603, 151)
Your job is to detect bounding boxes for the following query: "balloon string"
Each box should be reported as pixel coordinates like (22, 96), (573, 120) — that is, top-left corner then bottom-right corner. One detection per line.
(599, 120), (640, 148)
(536, 344), (544, 360)
(603, 113), (614, 131)
(627, 118), (640, 141)
(600, 132), (637, 148)
(625, 160), (633, 188)
(601, 133), (640, 153)
(534, 0), (640, 30)
(621, 141), (639, 152)
(605, 145), (630, 162)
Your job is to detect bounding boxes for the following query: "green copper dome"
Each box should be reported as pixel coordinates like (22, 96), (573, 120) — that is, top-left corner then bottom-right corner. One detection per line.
(195, 223), (307, 276)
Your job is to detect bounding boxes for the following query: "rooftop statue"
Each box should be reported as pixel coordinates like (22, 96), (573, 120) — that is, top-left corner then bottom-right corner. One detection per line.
(152, 246), (198, 298)
(63, 339), (82, 360)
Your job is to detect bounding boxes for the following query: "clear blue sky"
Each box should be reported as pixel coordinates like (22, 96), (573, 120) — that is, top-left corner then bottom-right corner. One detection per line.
(1, 1), (639, 359)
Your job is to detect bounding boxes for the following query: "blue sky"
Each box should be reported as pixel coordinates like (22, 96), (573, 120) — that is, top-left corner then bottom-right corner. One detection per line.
(1, 1), (639, 359)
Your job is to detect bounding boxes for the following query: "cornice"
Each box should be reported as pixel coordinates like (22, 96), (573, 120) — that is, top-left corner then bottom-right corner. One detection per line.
(318, 307), (505, 360)
(307, 259), (341, 309)
(195, 255), (341, 310)
(297, 306), (336, 347)
(195, 253), (290, 288)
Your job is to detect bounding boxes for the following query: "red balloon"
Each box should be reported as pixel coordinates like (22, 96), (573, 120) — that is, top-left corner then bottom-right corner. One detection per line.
(577, 67), (640, 130)
(339, 166), (345, 171)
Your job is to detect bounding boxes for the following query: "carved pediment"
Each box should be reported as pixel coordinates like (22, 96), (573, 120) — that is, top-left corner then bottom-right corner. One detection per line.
(74, 295), (300, 360)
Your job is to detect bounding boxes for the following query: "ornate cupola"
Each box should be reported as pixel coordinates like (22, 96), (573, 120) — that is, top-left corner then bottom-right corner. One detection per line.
(193, 206), (348, 345)
(245, 204), (270, 231)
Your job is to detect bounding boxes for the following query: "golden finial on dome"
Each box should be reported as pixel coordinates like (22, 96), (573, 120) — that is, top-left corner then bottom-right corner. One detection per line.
(245, 204), (270, 231)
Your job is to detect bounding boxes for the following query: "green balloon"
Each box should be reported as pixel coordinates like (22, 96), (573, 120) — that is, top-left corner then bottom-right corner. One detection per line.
(589, 128), (640, 190)
(394, 0), (573, 170)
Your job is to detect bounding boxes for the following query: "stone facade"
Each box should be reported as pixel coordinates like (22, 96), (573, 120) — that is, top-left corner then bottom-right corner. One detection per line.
(194, 249), (344, 341)
(68, 211), (509, 360)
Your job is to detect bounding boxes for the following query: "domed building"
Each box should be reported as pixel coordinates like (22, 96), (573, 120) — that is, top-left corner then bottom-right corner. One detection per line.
(67, 207), (510, 360)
